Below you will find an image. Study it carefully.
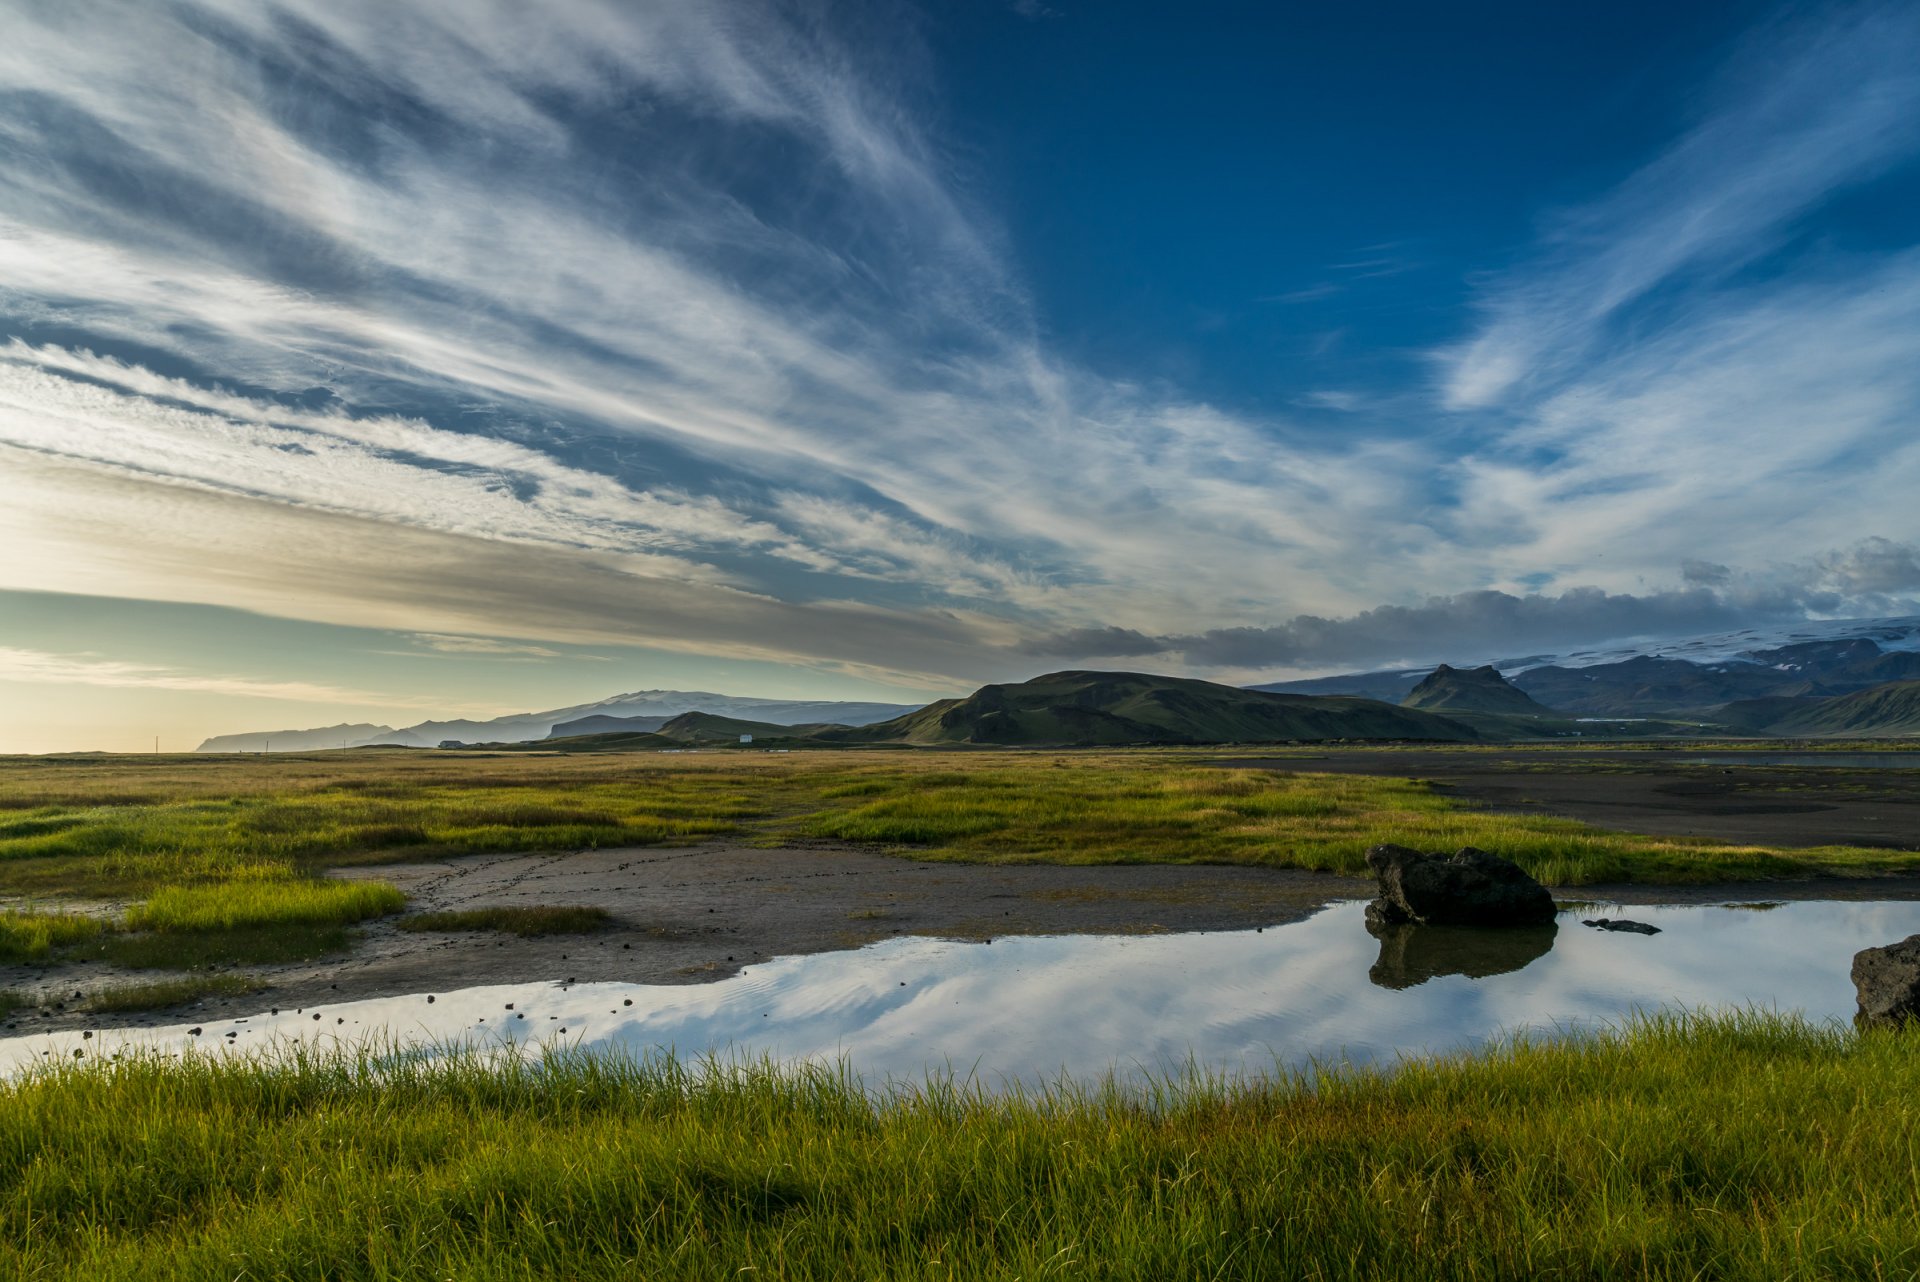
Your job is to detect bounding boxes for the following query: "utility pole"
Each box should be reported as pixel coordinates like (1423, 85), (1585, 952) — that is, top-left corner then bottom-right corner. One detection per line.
(153, 735), (158, 755)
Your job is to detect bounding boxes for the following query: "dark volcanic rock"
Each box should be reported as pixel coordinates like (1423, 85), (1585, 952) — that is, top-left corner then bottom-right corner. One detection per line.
(1583, 918), (1661, 935)
(1366, 918), (1557, 989)
(1365, 844), (1556, 928)
(1852, 934), (1920, 1025)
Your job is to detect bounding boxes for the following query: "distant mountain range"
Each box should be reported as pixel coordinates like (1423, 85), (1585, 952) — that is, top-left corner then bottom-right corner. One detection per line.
(512, 670), (1480, 750)
(194, 723), (398, 753)
(195, 691), (922, 752)
(1256, 616), (1920, 733)
(198, 617), (1920, 753)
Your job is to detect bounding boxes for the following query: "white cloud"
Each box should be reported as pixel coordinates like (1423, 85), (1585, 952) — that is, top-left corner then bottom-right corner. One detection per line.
(1438, 3), (1920, 411)
(0, 646), (432, 706)
(409, 635), (565, 659)
(0, 0), (1915, 694)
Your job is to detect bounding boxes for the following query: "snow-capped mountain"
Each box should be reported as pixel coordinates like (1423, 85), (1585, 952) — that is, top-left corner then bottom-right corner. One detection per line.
(1252, 616), (1920, 721)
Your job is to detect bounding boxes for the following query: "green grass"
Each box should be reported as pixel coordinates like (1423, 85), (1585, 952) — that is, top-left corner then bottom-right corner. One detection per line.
(794, 763), (1920, 884)
(0, 1011), (1914, 1278)
(79, 975), (258, 1015)
(0, 910), (103, 963)
(125, 879), (405, 933)
(0, 748), (1914, 983)
(396, 905), (612, 937)
(74, 925), (353, 970)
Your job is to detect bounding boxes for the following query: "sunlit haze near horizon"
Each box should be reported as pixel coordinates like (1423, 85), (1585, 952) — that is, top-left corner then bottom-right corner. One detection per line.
(4, 0), (1920, 751)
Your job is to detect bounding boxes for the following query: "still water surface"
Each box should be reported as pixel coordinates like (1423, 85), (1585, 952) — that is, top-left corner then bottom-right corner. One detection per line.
(8, 899), (1917, 1086)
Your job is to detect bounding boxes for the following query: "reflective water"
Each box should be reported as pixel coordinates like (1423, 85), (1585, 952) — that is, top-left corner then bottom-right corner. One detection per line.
(1687, 753), (1920, 769)
(9, 899), (1918, 1086)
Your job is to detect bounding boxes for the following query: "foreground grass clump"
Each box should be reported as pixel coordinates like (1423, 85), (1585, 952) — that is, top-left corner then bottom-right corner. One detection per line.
(125, 879), (405, 933)
(397, 905), (611, 937)
(0, 910), (103, 963)
(0, 1011), (1914, 1278)
(80, 975), (257, 1015)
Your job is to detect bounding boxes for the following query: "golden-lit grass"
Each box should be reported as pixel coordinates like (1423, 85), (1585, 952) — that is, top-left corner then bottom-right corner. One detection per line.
(0, 750), (1914, 911)
(125, 880), (406, 933)
(0, 910), (104, 963)
(2, 1011), (1917, 1277)
(795, 762), (1919, 884)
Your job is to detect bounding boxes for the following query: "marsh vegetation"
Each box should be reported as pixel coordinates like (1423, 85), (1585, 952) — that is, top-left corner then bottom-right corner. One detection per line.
(1, 749), (1915, 1007)
(2, 1011), (1914, 1278)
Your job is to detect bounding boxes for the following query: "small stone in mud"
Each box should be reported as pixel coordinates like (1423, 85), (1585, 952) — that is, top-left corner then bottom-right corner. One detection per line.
(623, 999), (632, 1006)
(188, 1027), (202, 1036)
(427, 995), (435, 1004)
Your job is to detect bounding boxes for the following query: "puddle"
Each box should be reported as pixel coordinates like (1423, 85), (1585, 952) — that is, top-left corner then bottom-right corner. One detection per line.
(1687, 753), (1920, 770)
(8, 899), (1919, 1087)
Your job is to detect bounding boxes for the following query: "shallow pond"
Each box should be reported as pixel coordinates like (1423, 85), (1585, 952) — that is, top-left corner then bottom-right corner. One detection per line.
(9, 899), (1919, 1086)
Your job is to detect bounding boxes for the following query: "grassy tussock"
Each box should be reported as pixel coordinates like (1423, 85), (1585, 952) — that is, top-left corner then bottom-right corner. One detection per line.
(81, 926), (352, 970)
(0, 910), (103, 963)
(0, 1011), (1914, 1277)
(396, 905), (612, 936)
(125, 880), (406, 933)
(79, 975), (257, 1014)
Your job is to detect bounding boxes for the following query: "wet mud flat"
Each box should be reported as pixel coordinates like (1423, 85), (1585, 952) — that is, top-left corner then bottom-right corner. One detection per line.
(14, 897), (1920, 1083)
(1216, 749), (1920, 851)
(8, 844), (1370, 1033)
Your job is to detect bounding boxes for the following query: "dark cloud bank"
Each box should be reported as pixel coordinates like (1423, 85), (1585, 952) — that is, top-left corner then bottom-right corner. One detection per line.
(1026, 539), (1920, 673)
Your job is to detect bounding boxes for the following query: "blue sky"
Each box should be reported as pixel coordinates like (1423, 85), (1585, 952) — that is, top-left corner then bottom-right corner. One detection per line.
(2, 0), (1919, 750)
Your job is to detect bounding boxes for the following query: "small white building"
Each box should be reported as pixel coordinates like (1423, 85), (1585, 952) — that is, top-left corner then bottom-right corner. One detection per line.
(739, 734), (753, 744)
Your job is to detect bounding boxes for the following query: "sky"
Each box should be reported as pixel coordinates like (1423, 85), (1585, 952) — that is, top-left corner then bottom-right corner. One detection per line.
(3, 0), (1920, 752)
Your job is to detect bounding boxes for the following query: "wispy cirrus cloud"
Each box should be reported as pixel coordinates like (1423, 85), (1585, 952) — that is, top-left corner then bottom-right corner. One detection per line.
(0, 0), (1430, 659)
(0, 646), (438, 706)
(1438, 3), (1920, 412)
(0, 0), (1917, 698)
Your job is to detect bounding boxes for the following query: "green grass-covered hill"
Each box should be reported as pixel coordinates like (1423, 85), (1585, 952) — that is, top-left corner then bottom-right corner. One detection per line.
(1714, 679), (1920, 736)
(826, 670), (1478, 746)
(1401, 663), (1561, 716)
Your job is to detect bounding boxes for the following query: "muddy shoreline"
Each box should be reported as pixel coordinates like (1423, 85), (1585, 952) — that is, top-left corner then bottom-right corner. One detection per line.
(4, 844), (1372, 1032)
(11, 748), (1920, 1034)
(13, 836), (1920, 1035)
